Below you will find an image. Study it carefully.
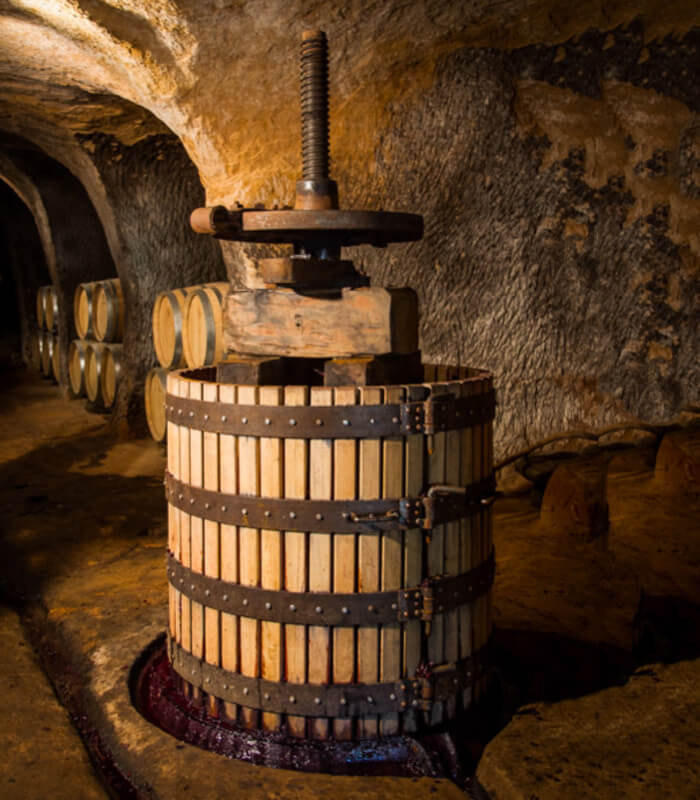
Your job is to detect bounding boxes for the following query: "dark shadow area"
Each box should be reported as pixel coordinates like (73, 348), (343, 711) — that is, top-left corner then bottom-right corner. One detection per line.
(0, 181), (50, 367)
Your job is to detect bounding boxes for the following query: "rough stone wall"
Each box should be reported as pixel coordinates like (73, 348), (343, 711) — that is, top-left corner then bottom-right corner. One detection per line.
(75, 132), (226, 433)
(0, 2), (696, 452)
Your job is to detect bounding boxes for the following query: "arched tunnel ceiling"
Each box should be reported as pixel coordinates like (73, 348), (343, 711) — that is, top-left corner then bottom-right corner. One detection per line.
(0, 0), (698, 205)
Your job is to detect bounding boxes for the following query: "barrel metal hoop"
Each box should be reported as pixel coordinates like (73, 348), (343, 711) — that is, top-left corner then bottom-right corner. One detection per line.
(167, 550), (494, 626)
(164, 471), (495, 533)
(165, 292), (184, 368)
(165, 389), (495, 438)
(167, 635), (489, 717)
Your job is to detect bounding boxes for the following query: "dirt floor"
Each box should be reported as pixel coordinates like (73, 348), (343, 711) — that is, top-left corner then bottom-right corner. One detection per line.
(0, 367), (698, 799)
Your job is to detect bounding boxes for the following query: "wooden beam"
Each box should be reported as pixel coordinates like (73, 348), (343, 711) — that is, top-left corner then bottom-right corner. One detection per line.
(224, 287), (419, 359)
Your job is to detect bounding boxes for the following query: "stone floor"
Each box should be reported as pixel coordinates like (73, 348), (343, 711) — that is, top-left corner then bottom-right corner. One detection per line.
(0, 368), (698, 798)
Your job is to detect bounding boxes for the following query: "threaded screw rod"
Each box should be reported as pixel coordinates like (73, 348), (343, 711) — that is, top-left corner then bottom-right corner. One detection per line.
(300, 30), (330, 181)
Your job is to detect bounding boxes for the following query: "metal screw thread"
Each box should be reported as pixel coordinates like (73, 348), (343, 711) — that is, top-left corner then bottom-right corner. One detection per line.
(300, 30), (330, 180)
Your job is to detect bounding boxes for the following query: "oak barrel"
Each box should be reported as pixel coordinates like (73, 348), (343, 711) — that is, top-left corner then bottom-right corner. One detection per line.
(85, 342), (107, 403)
(36, 286), (47, 329)
(68, 339), (88, 397)
(165, 365), (495, 738)
(73, 282), (97, 339)
(93, 279), (124, 342)
(145, 367), (168, 442)
(182, 282), (228, 368)
(100, 344), (123, 408)
(45, 286), (59, 331)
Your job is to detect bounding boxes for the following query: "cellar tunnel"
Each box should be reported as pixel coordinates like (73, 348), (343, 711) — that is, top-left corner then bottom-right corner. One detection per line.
(0, 2), (697, 799)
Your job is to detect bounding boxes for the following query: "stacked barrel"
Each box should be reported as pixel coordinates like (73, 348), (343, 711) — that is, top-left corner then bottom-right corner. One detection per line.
(69, 279), (124, 409)
(146, 282), (228, 442)
(34, 285), (59, 379)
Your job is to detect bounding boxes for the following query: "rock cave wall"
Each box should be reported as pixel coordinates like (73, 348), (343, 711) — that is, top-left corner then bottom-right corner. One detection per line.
(0, 1), (696, 453)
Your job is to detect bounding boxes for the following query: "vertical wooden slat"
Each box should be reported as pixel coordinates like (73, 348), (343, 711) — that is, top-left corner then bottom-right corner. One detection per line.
(332, 386), (358, 741)
(260, 385), (284, 731)
(459, 379), (475, 712)
(167, 373), (180, 646)
(471, 378), (485, 703)
(443, 381), (462, 720)
(426, 382), (448, 725)
(218, 382), (239, 722)
(284, 385), (309, 738)
(237, 384), (260, 729)
(308, 386), (333, 740)
(203, 380), (220, 716)
(402, 384), (427, 734)
(358, 386), (382, 738)
(189, 380), (205, 681)
(380, 386), (404, 736)
(178, 377), (192, 666)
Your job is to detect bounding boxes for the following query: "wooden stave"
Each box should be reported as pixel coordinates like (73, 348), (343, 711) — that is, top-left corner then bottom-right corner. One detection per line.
(100, 343), (123, 408)
(73, 282), (97, 340)
(145, 367), (168, 442)
(84, 342), (107, 403)
(45, 287), (59, 331)
(36, 286), (46, 329)
(166, 365), (494, 738)
(93, 279), (124, 342)
(182, 282), (228, 369)
(68, 339), (87, 397)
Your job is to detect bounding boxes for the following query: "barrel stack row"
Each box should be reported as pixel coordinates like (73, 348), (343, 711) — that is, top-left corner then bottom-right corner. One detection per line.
(69, 279), (124, 409)
(145, 282), (228, 442)
(31, 285), (60, 380)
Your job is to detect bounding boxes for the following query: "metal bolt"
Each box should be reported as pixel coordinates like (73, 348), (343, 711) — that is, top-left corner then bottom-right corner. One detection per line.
(389, 693), (396, 701)
(289, 418), (297, 426)
(205, 676), (210, 684)
(400, 700), (407, 709)
(190, 584), (195, 591)
(264, 510), (271, 517)
(204, 413), (209, 421)
(342, 419), (350, 426)
(391, 602), (398, 610)
(412, 699), (419, 707)
(178, 493), (184, 500)
(190, 498), (195, 505)
(264, 692), (270, 700)
(341, 606), (349, 615)
(289, 603), (296, 611)
(205, 589), (210, 597)
(243, 687), (249, 695)
(265, 601), (272, 610)
(315, 513), (323, 520)
(367, 696), (374, 704)
(242, 598), (249, 606)
(314, 697), (322, 705)
(221, 505), (227, 512)
(340, 697), (347, 705)
(241, 417), (248, 424)
(367, 604), (375, 612)
(289, 695), (296, 703)
(315, 418), (323, 426)
(392, 416), (399, 424)
(242, 508), (248, 515)
(205, 502), (210, 510)
(289, 511), (296, 519)
(342, 512), (350, 520)
(369, 418), (375, 424)
(223, 682), (228, 690)
(264, 417), (271, 425)
(221, 415), (227, 422)
(315, 606), (323, 614)
(178, 409), (183, 416)
(223, 594), (229, 601)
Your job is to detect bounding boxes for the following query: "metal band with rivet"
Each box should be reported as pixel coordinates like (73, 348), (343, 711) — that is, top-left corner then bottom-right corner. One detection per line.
(167, 634), (489, 717)
(164, 471), (494, 533)
(165, 387), (495, 439)
(166, 550), (494, 625)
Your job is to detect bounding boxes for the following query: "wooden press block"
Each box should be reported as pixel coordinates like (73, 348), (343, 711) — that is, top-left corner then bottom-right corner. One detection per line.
(224, 286), (419, 359)
(324, 352), (423, 386)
